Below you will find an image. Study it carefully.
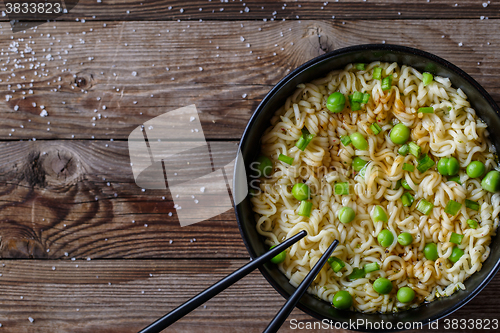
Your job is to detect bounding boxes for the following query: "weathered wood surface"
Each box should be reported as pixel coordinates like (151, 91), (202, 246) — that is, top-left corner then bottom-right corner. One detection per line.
(0, 259), (498, 333)
(0, 19), (499, 140)
(1, 0), (499, 21)
(0, 140), (246, 259)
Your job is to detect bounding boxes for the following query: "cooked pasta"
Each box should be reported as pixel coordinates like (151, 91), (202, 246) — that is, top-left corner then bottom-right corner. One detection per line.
(250, 62), (500, 313)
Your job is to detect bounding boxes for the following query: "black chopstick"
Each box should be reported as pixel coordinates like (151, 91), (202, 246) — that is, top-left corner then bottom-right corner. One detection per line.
(138, 230), (307, 333)
(263, 239), (339, 333)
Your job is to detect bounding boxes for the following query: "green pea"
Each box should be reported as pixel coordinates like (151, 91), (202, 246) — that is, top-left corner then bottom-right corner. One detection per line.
(390, 123), (411, 145)
(373, 277), (393, 294)
(292, 183), (310, 201)
(449, 246), (464, 263)
(269, 245), (286, 264)
(332, 290), (353, 310)
(371, 205), (388, 223)
(377, 229), (394, 247)
(352, 157), (368, 172)
(437, 157), (459, 176)
(397, 232), (413, 246)
(256, 156), (273, 178)
(350, 132), (368, 150)
(481, 170), (500, 193)
(447, 157), (460, 176)
(437, 158), (448, 175)
(466, 161), (485, 178)
(424, 243), (439, 261)
(326, 92), (346, 113)
(397, 287), (415, 303)
(338, 206), (356, 224)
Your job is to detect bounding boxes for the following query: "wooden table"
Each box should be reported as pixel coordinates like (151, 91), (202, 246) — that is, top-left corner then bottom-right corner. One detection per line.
(0, 1), (499, 332)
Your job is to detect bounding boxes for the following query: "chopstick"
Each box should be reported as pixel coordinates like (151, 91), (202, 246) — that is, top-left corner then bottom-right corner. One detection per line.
(262, 239), (339, 333)
(138, 230), (307, 333)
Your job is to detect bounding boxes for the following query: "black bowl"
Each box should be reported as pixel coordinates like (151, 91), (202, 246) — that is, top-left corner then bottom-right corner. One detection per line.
(234, 44), (500, 331)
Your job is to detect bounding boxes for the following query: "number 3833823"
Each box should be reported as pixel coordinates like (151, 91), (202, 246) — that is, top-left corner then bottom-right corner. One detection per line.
(5, 2), (62, 14)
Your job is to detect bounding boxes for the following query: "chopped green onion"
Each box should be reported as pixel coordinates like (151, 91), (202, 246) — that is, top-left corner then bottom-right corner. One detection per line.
(334, 182), (349, 195)
(448, 175), (461, 184)
(465, 199), (480, 211)
(398, 144), (409, 156)
(422, 72), (433, 86)
(401, 192), (414, 207)
(403, 163), (414, 172)
(393, 179), (402, 190)
(381, 75), (393, 91)
(352, 91), (363, 103)
(298, 200), (313, 217)
(355, 63), (366, 71)
(278, 154), (294, 165)
(370, 123), (382, 135)
(401, 179), (413, 191)
(373, 67), (382, 80)
(417, 154), (436, 173)
(417, 199), (434, 215)
(348, 267), (366, 281)
(361, 93), (370, 104)
(467, 219), (478, 229)
(349, 95), (361, 111)
(295, 128), (315, 151)
(450, 232), (464, 245)
(340, 135), (352, 146)
(409, 142), (421, 158)
(444, 200), (462, 216)
(418, 107), (434, 113)
(364, 262), (380, 273)
(328, 257), (345, 273)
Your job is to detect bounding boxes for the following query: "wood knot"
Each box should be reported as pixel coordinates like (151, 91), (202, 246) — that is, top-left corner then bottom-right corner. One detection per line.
(74, 71), (94, 90)
(301, 25), (334, 57)
(75, 77), (87, 87)
(22, 145), (82, 188)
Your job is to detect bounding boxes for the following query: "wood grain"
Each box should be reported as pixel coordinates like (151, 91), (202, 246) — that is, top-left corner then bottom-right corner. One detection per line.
(0, 19), (499, 140)
(0, 259), (497, 333)
(0, 140), (247, 259)
(1, 0), (499, 21)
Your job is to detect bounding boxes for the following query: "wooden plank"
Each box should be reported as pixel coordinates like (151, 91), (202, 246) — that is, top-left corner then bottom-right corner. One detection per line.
(1, 0), (499, 21)
(0, 259), (498, 332)
(0, 140), (249, 259)
(0, 19), (499, 141)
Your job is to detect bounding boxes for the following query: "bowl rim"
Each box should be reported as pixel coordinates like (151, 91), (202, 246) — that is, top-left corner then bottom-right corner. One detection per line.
(234, 43), (500, 330)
